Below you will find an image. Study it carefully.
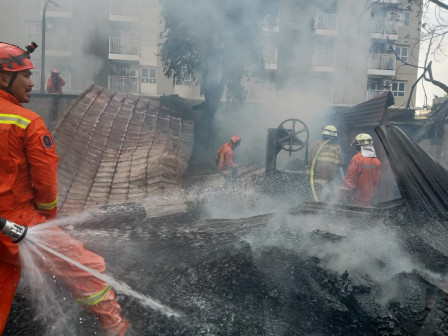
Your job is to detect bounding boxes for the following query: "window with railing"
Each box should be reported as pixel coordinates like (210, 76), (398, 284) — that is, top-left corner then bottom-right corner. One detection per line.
(312, 44), (334, 67)
(46, 32), (71, 51)
(369, 53), (396, 70)
(371, 17), (398, 35)
(109, 34), (139, 55)
(263, 46), (278, 68)
(313, 79), (332, 102)
(315, 12), (337, 30)
(367, 81), (388, 100)
(108, 76), (139, 93)
(254, 76), (276, 90)
(261, 11), (280, 32)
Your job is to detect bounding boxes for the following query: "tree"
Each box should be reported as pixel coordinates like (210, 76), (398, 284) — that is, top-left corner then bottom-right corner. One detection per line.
(159, 0), (278, 135)
(406, 0), (448, 107)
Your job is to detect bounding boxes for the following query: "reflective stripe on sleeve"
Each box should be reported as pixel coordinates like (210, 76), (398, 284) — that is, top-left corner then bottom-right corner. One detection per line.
(76, 285), (112, 306)
(0, 113), (31, 129)
(36, 198), (58, 210)
(316, 156), (340, 164)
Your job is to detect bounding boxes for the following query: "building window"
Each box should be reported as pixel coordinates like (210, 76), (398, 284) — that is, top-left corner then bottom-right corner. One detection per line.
(141, 66), (156, 83)
(394, 46), (408, 62)
(313, 44), (334, 67)
(263, 45), (278, 69)
(27, 21), (41, 35)
(254, 71), (276, 90)
(391, 82), (405, 97)
(175, 67), (192, 86)
(401, 11), (411, 27)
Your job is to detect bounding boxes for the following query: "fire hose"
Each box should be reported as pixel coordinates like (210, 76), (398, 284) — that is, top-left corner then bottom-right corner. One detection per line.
(0, 216), (28, 243)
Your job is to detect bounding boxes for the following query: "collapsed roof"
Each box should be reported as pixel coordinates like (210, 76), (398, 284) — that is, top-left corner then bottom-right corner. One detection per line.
(6, 92), (448, 336)
(51, 85), (194, 215)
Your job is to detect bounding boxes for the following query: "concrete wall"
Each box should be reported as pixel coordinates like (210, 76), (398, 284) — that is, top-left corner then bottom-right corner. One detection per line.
(26, 93), (79, 128)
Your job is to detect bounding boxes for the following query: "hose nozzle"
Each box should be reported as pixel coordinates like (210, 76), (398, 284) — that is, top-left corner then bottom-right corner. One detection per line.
(0, 217), (28, 243)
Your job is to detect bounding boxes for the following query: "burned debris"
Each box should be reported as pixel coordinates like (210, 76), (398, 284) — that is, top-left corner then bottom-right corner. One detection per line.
(5, 89), (448, 336)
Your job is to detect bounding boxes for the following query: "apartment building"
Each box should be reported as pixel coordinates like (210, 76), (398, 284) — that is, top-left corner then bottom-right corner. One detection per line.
(251, 0), (421, 107)
(0, 0), (421, 107)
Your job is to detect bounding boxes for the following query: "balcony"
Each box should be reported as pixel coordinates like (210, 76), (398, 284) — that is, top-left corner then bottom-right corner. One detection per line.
(366, 89), (389, 100)
(312, 50), (335, 73)
(28, 32), (71, 56)
(368, 53), (396, 76)
(371, 17), (398, 40)
(261, 14), (280, 33)
(109, 37), (140, 61)
(108, 75), (139, 93)
(263, 47), (278, 70)
(314, 13), (338, 35)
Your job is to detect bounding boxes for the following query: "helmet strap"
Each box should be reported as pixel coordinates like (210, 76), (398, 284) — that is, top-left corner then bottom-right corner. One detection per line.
(0, 71), (18, 97)
(8, 72), (17, 89)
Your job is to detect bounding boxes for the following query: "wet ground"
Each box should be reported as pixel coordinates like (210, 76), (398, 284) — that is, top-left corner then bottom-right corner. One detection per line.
(5, 171), (448, 336)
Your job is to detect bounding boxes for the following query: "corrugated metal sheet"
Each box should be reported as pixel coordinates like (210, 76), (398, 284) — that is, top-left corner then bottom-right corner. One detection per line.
(336, 91), (395, 129)
(333, 92), (397, 203)
(51, 85), (194, 215)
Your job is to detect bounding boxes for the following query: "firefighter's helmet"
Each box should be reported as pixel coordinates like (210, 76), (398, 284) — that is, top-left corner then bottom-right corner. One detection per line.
(0, 42), (37, 72)
(321, 125), (338, 140)
(351, 133), (373, 147)
(230, 135), (241, 145)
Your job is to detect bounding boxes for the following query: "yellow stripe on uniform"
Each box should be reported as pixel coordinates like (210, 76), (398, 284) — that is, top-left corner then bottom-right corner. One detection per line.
(36, 197), (58, 210)
(316, 156), (340, 164)
(76, 285), (112, 306)
(0, 113), (31, 129)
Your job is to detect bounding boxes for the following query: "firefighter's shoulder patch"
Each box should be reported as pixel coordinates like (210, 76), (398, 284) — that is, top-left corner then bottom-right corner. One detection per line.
(41, 133), (55, 151)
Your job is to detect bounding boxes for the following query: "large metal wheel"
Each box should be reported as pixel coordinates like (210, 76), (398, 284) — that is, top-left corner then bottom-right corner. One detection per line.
(277, 118), (310, 155)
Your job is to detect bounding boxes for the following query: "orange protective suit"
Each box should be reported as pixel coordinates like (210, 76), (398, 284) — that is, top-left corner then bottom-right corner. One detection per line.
(0, 89), (128, 335)
(216, 142), (238, 171)
(46, 75), (65, 94)
(339, 151), (381, 206)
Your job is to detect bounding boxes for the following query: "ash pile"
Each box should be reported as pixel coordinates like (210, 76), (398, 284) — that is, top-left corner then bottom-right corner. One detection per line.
(6, 125), (448, 336)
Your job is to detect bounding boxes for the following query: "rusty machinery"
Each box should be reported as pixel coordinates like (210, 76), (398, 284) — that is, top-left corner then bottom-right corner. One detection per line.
(265, 118), (310, 176)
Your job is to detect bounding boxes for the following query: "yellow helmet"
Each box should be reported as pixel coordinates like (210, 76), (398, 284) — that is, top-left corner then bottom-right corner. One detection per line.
(351, 133), (373, 147)
(321, 125), (338, 139)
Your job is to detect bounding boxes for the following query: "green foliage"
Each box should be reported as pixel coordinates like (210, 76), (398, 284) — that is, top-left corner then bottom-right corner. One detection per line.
(159, 0), (278, 106)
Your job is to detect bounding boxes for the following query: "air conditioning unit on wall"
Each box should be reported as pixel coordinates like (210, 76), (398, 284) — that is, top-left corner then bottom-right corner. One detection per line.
(383, 79), (392, 88)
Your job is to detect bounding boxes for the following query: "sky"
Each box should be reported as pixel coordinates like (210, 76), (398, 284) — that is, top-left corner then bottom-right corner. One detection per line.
(416, 2), (448, 107)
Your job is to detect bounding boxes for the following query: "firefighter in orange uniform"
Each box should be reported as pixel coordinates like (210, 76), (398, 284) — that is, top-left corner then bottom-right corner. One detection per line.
(46, 68), (65, 94)
(0, 42), (130, 336)
(339, 133), (381, 206)
(216, 135), (241, 184)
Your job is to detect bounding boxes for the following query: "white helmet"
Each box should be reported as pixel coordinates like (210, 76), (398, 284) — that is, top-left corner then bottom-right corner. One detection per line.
(351, 133), (373, 147)
(321, 125), (338, 139)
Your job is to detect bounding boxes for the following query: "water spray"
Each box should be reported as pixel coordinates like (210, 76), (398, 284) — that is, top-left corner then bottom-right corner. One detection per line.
(0, 216), (28, 243)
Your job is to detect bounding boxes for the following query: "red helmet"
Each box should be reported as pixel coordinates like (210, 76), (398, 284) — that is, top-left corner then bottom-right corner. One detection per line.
(230, 135), (241, 145)
(0, 42), (36, 72)
(51, 68), (59, 74)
